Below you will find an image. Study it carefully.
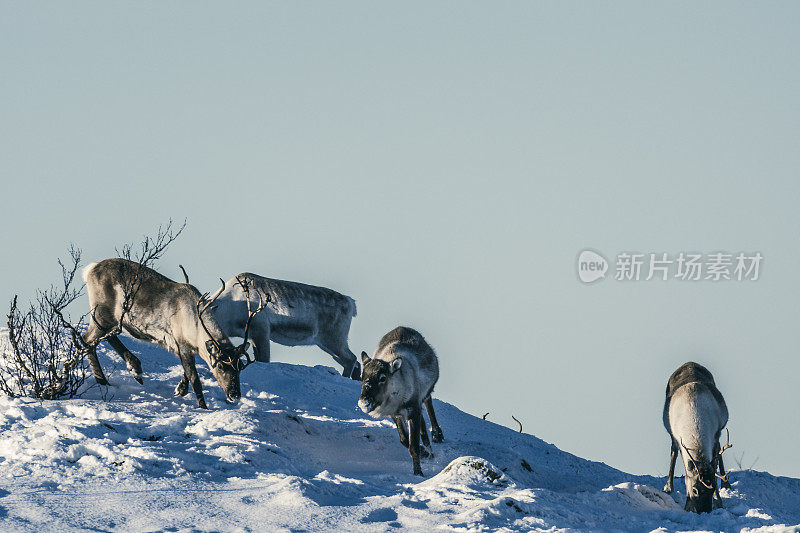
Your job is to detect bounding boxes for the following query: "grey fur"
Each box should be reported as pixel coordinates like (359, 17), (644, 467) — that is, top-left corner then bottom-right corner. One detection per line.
(359, 326), (444, 476)
(82, 258), (246, 409)
(662, 361), (730, 513)
(212, 272), (361, 379)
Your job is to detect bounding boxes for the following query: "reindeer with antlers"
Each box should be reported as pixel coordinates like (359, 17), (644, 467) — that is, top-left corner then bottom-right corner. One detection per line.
(81, 258), (267, 409)
(210, 272), (361, 379)
(662, 361), (733, 513)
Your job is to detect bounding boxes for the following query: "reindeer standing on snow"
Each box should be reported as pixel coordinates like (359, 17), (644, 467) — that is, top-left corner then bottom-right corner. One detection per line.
(662, 361), (733, 513)
(81, 258), (267, 409)
(358, 326), (444, 476)
(211, 272), (361, 379)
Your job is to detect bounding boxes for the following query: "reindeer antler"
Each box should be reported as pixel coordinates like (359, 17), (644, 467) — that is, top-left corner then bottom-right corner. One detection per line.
(679, 438), (700, 472)
(233, 276), (270, 371)
(679, 438), (714, 490)
(719, 428), (733, 455)
(697, 476), (714, 490)
(179, 265), (190, 284)
(197, 278), (226, 356)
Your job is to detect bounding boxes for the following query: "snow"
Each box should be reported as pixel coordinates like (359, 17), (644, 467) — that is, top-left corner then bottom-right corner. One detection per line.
(0, 334), (798, 532)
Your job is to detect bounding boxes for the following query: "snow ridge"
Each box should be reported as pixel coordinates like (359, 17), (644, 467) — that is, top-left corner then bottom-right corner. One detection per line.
(0, 335), (798, 532)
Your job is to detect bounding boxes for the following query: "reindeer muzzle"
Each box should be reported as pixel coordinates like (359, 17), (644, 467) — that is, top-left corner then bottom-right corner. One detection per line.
(226, 390), (241, 404)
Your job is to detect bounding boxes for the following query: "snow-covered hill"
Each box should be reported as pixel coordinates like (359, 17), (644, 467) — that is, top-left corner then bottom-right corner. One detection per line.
(0, 336), (798, 532)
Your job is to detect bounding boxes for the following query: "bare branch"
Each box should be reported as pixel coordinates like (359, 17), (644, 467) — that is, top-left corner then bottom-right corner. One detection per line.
(511, 415), (523, 433)
(5, 296), (38, 389)
(1, 246), (89, 399)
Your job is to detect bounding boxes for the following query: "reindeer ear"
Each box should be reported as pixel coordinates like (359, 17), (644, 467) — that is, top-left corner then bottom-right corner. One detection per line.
(361, 351), (371, 364)
(390, 358), (402, 373)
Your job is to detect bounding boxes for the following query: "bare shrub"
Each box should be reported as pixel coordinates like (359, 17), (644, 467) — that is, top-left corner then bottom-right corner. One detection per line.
(0, 219), (186, 400)
(0, 246), (89, 399)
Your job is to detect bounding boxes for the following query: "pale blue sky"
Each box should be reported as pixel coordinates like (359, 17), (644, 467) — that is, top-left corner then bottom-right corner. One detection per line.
(2, 2), (799, 477)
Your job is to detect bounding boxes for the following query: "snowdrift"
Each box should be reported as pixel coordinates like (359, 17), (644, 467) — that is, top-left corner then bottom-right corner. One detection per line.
(0, 334), (798, 532)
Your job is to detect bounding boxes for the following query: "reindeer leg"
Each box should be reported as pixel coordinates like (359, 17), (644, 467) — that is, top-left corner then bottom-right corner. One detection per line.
(188, 369), (207, 409)
(419, 413), (433, 459)
(318, 319), (360, 380)
(711, 444), (723, 507)
(713, 454), (724, 510)
(82, 321), (110, 386)
(178, 350), (207, 409)
(106, 335), (143, 384)
(394, 416), (409, 448)
(248, 318), (271, 363)
(343, 348), (361, 380)
(85, 346), (109, 386)
(664, 441), (678, 494)
(424, 397), (444, 443)
(320, 343), (360, 380)
(713, 483), (724, 509)
(408, 408), (423, 476)
(174, 374), (189, 397)
(252, 337), (270, 364)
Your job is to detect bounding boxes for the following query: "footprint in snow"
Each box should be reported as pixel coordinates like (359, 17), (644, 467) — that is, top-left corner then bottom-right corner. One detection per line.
(401, 498), (428, 510)
(360, 507), (399, 523)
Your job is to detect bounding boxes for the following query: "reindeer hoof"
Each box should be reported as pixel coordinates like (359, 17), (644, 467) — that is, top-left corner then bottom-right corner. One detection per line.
(414, 468), (424, 477)
(174, 381), (189, 397)
(663, 484), (673, 494)
(720, 480), (732, 490)
(431, 429), (444, 443)
(198, 400), (208, 410)
(94, 376), (109, 386)
(134, 374), (144, 385)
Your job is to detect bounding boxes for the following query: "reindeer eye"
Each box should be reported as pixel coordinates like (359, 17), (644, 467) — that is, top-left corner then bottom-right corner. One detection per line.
(379, 375), (387, 384)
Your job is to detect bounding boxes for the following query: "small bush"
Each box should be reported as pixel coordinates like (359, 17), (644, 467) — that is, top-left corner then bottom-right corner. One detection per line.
(0, 246), (89, 399)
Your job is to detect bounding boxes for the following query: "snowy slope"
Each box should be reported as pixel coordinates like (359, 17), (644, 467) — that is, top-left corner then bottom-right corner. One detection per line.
(0, 334), (798, 532)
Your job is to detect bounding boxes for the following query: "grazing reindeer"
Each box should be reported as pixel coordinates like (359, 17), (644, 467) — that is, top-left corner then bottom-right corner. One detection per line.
(212, 272), (361, 379)
(663, 361), (733, 513)
(81, 258), (267, 409)
(358, 326), (444, 476)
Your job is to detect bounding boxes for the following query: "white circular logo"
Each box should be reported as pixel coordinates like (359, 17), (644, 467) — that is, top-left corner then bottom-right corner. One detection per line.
(577, 250), (608, 283)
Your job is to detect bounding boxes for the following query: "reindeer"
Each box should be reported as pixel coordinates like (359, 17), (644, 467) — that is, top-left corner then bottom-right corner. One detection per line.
(358, 326), (444, 476)
(211, 272), (361, 379)
(81, 258), (267, 409)
(662, 361), (733, 513)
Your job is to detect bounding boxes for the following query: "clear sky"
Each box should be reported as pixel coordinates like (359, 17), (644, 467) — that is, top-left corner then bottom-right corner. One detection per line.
(2, 2), (799, 477)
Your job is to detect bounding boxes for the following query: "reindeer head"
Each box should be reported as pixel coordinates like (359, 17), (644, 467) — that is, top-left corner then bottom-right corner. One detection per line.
(196, 277), (269, 403)
(679, 430), (732, 513)
(680, 444), (716, 513)
(357, 351), (403, 417)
